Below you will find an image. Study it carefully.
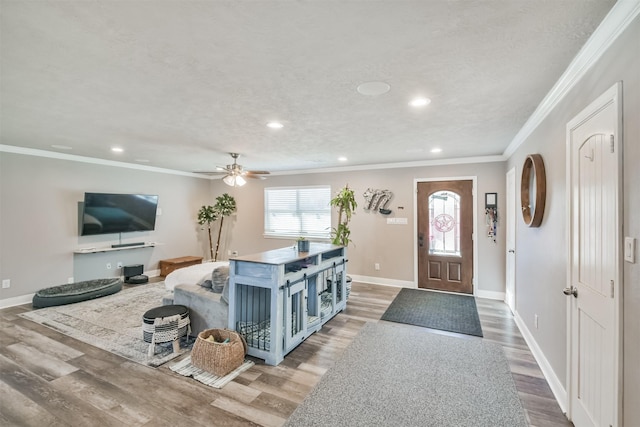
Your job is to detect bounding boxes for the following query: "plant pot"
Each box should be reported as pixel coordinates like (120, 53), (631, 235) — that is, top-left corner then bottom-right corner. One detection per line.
(297, 240), (310, 252)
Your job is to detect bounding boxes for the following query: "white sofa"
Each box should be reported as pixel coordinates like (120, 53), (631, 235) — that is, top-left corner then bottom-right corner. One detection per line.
(162, 261), (229, 337)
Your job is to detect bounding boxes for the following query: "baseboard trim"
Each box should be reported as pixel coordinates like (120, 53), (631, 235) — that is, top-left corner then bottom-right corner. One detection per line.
(475, 289), (505, 300)
(349, 275), (414, 288)
(513, 310), (567, 412)
(0, 293), (35, 309)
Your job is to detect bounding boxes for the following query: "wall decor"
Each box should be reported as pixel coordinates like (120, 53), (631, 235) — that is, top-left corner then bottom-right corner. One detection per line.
(363, 188), (393, 214)
(485, 193), (498, 242)
(520, 154), (546, 227)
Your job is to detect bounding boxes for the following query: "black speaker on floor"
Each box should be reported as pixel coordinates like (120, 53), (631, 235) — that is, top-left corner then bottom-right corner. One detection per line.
(124, 264), (148, 284)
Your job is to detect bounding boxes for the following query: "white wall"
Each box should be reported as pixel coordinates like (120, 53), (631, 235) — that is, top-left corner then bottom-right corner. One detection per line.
(213, 160), (507, 296)
(506, 14), (640, 424)
(0, 152), (212, 303)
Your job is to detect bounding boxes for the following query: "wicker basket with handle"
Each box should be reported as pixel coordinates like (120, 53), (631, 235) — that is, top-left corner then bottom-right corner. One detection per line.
(191, 328), (247, 377)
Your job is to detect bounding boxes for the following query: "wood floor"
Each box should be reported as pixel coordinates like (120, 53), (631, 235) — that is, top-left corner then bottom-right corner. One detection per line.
(0, 282), (571, 426)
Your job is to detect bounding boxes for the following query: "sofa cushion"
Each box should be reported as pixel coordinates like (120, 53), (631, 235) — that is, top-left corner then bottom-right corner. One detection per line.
(172, 283), (228, 336)
(211, 265), (229, 293)
(164, 261), (229, 291)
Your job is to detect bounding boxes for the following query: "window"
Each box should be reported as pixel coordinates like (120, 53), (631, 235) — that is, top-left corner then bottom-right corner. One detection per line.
(428, 190), (461, 256)
(264, 186), (331, 239)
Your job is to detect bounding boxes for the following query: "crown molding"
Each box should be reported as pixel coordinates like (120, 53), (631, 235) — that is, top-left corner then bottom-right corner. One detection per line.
(270, 155), (506, 176)
(0, 145), (209, 179)
(503, 0), (640, 159)
(2, 144), (505, 179)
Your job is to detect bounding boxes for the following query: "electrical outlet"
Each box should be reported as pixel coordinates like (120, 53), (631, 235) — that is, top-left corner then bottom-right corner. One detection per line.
(2, 279), (10, 289)
(231, 250), (239, 256)
(68, 277), (74, 284)
(534, 314), (539, 329)
(106, 263), (112, 270)
(117, 262), (123, 268)
(375, 263), (380, 271)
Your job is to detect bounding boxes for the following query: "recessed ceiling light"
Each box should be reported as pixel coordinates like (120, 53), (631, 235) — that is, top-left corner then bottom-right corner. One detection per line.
(267, 121), (284, 129)
(51, 144), (73, 150)
(431, 148), (442, 153)
(338, 156), (348, 162)
(357, 81), (391, 96)
(111, 147), (124, 153)
(409, 97), (431, 107)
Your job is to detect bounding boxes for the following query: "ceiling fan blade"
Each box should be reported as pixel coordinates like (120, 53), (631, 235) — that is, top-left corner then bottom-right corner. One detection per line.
(245, 174), (267, 180)
(246, 170), (270, 175)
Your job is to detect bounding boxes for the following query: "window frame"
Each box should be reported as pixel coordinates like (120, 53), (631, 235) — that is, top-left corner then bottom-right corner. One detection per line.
(263, 185), (332, 240)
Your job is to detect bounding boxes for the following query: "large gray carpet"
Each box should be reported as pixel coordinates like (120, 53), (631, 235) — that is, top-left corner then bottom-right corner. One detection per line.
(20, 282), (189, 367)
(284, 322), (527, 427)
(381, 288), (483, 337)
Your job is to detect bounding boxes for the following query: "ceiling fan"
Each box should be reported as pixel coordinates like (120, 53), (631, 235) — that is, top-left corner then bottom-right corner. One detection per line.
(199, 153), (270, 187)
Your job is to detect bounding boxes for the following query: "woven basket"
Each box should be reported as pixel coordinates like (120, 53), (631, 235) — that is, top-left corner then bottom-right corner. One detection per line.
(191, 328), (247, 377)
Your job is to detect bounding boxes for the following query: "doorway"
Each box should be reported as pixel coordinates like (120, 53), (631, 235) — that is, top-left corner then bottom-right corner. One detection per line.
(566, 83), (622, 427)
(416, 179), (474, 294)
(505, 167), (516, 313)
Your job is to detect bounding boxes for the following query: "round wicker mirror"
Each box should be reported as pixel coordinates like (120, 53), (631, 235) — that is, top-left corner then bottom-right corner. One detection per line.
(521, 154), (546, 227)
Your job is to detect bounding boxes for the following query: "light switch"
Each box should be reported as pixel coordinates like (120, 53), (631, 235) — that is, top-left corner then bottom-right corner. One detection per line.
(625, 237), (636, 263)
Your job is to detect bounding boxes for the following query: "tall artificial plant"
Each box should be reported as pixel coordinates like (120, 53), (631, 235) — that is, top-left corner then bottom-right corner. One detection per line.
(197, 193), (237, 261)
(330, 184), (357, 246)
(212, 193), (237, 261)
(197, 205), (219, 261)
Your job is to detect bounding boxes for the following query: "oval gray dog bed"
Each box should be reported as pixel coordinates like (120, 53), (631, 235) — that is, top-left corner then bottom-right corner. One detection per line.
(32, 278), (123, 308)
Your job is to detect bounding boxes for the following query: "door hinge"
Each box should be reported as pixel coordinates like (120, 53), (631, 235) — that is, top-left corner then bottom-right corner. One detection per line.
(610, 280), (614, 298)
(610, 135), (614, 153)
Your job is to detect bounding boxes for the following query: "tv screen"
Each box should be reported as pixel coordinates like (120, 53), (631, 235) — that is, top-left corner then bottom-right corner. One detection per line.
(81, 193), (159, 236)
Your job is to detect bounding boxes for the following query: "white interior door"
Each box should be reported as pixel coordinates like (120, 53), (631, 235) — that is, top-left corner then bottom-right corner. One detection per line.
(567, 84), (621, 427)
(505, 167), (516, 313)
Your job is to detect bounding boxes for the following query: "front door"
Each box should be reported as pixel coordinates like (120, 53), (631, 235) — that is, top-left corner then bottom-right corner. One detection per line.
(567, 84), (621, 427)
(417, 180), (473, 294)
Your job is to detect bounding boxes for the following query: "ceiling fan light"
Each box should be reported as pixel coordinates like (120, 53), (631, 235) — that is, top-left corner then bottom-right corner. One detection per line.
(223, 174), (247, 187)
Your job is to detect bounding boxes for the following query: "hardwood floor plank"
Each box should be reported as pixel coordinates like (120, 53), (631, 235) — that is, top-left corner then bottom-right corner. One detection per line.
(0, 379), (68, 427)
(0, 354), (125, 427)
(3, 322), (84, 360)
(0, 283), (571, 426)
(2, 342), (79, 381)
(211, 395), (286, 427)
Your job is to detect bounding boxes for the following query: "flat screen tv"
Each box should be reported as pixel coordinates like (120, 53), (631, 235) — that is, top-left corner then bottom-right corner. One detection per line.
(81, 193), (159, 236)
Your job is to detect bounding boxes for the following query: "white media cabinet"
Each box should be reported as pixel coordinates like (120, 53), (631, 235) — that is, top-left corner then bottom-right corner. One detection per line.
(228, 243), (347, 365)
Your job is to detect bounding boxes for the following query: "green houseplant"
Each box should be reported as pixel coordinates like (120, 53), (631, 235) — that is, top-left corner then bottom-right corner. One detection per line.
(330, 184), (357, 246)
(197, 193), (237, 261)
(212, 193), (237, 261)
(197, 205), (219, 261)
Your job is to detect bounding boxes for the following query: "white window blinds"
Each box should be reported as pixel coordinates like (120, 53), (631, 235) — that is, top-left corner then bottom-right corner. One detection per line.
(264, 186), (331, 239)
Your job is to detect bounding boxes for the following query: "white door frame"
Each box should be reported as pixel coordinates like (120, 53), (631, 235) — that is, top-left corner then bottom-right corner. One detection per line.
(565, 82), (623, 425)
(413, 176), (478, 294)
(505, 167), (516, 313)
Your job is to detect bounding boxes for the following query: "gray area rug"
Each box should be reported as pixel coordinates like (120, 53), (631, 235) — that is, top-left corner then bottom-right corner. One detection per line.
(284, 322), (527, 427)
(20, 282), (188, 367)
(381, 288), (483, 337)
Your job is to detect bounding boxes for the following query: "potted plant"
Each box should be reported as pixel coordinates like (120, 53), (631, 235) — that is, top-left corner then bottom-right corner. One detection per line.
(197, 193), (237, 262)
(197, 205), (219, 261)
(297, 236), (310, 252)
(212, 193), (237, 261)
(330, 184), (357, 246)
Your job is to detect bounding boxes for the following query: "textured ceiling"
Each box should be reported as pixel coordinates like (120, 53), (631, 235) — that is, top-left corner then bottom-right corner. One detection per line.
(0, 0), (616, 173)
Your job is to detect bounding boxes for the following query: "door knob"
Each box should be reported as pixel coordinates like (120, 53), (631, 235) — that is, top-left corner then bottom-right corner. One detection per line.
(563, 287), (578, 298)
